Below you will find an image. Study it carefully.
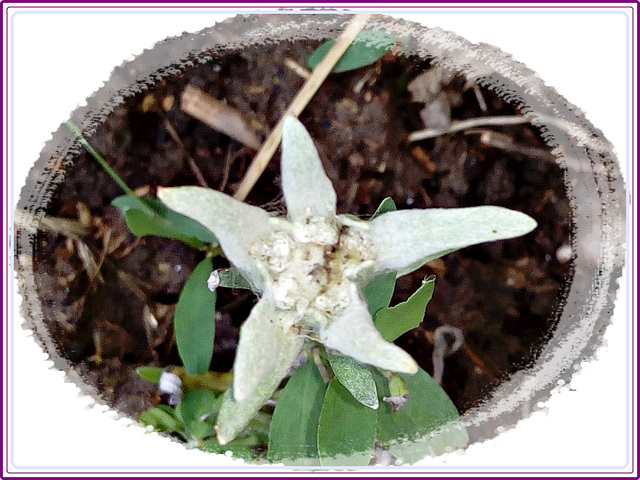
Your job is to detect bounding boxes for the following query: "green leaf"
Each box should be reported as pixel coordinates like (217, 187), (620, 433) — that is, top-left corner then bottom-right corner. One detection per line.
(136, 366), (164, 384)
(268, 359), (328, 465)
(307, 30), (397, 73)
(67, 120), (139, 198)
(217, 267), (254, 290)
(317, 379), (377, 466)
(328, 354), (378, 410)
(179, 389), (217, 441)
(362, 197), (397, 316)
(139, 405), (183, 434)
(247, 411), (272, 440)
(362, 271), (396, 316)
(373, 368), (469, 464)
(174, 257), (217, 376)
(201, 434), (261, 460)
(112, 195), (217, 249)
(201, 411), (269, 460)
(375, 276), (435, 342)
(371, 196), (396, 220)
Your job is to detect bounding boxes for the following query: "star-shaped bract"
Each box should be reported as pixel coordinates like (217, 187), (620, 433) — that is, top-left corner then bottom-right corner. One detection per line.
(158, 116), (537, 444)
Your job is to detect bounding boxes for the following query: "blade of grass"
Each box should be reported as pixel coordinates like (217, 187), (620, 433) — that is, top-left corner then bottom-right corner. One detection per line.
(66, 120), (157, 218)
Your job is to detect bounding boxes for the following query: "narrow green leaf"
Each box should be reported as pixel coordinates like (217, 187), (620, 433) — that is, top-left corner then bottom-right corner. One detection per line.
(218, 267), (254, 291)
(201, 434), (260, 460)
(174, 257), (217, 376)
(362, 197), (397, 315)
(307, 30), (397, 73)
(362, 271), (396, 316)
(328, 354), (378, 410)
(374, 276), (435, 342)
(66, 120), (139, 199)
(317, 379), (377, 466)
(139, 406), (183, 434)
(136, 366), (164, 384)
(373, 368), (469, 464)
(179, 389), (216, 440)
(371, 196), (396, 220)
(268, 359), (327, 465)
(202, 410), (269, 460)
(247, 411), (273, 440)
(112, 195), (217, 249)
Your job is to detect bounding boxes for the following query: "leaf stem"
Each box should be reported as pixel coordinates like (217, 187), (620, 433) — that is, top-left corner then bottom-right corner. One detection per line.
(310, 345), (333, 383)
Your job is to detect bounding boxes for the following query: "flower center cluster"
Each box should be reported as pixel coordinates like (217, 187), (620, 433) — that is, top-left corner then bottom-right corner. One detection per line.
(250, 217), (372, 333)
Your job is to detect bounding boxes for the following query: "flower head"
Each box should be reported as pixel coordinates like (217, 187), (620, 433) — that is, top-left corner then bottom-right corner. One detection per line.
(158, 116), (537, 444)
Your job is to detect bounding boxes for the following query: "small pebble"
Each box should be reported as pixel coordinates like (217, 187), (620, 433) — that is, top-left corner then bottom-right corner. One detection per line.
(556, 244), (573, 263)
(141, 93), (155, 112)
(162, 95), (175, 111)
(157, 262), (171, 273)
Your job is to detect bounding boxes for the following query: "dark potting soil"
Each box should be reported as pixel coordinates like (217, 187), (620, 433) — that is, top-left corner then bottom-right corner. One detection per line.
(30, 38), (572, 423)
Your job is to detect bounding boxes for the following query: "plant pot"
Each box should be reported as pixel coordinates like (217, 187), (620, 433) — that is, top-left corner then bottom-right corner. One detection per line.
(14, 13), (625, 466)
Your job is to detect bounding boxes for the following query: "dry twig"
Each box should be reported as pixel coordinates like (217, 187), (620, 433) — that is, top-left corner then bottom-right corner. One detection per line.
(181, 85), (262, 150)
(15, 210), (89, 238)
(472, 85), (488, 112)
(408, 115), (530, 142)
(219, 146), (235, 193)
(164, 119), (210, 188)
(409, 112), (612, 156)
(284, 57), (311, 80)
(471, 129), (553, 159)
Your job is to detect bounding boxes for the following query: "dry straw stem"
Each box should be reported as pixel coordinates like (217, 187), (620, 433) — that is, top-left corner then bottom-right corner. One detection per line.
(233, 13), (372, 201)
(408, 115), (530, 142)
(284, 57), (311, 80)
(164, 119), (211, 188)
(408, 113), (611, 155)
(15, 210), (89, 238)
(181, 85), (262, 150)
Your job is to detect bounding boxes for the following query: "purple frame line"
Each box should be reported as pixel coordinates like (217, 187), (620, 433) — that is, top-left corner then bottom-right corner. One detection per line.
(3, 0), (13, 478)
(3, 2), (636, 477)
(1, 3), (639, 7)
(2, 4), (636, 479)
(1, 0), (638, 4)
(2, 2), (637, 478)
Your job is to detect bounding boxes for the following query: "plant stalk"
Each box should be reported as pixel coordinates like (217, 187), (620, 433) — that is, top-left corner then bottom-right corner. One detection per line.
(66, 120), (158, 218)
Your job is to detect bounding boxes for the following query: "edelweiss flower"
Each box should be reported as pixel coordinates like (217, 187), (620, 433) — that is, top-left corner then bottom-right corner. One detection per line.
(158, 116), (536, 444)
